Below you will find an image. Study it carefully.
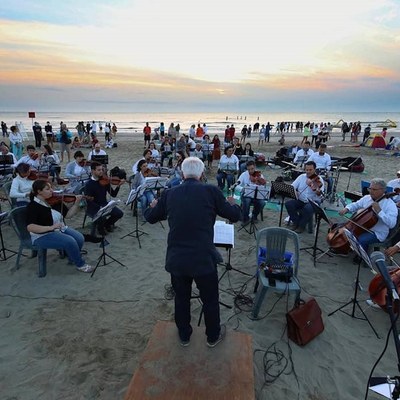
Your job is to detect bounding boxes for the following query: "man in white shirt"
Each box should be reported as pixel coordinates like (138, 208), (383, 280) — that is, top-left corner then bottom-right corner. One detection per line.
(15, 145), (40, 170)
(91, 121), (98, 136)
(87, 143), (107, 161)
(339, 178), (398, 252)
(294, 141), (314, 165)
(285, 161), (324, 233)
(238, 160), (267, 225)
(216, 146), (239, 191)
(308, 143), (333, 193)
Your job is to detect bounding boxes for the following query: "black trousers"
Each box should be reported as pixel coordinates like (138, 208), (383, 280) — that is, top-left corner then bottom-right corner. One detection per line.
(171, 270), (220, 342)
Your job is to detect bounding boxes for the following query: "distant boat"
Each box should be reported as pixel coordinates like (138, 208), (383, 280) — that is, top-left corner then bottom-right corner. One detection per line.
(376, 119), (397, 128)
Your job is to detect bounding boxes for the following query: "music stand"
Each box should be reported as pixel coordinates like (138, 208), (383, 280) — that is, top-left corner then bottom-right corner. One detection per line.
(0, 212), (17, 261)
(140, 177), (168, 228)
(301, 199), (333, 266)
(90, 200), (125, 277)
(271, 181), (297, 226)
(91, 155), (108, 165)
(0, 155), (14, 176)
(238, 184), (271, 238)
(121, 187), (148, 248)
(346, 156), (361, 191)
(328, 228), (379, 338)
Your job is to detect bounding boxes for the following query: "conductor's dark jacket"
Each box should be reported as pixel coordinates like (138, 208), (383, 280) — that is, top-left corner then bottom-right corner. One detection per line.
(144, 178), (241, 277)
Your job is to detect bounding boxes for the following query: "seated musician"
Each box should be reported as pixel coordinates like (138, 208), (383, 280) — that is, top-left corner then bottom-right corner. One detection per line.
(65, 151), (91, 193)
(338, 178), (398, 256)
(15, 145), (41, 170)
(285, 161), (324, 234)
(148, 142), (160, 159)
(387, 171), (400, 207)
(41, 144), (61, 182)
(232, 137), (244, 157)
(26, 179), (94, 273)
(132, 149), (153, 176)
(0, 143), (17, 173)
(10, 163), (33, 207)
(87, 143), (107, 161)
(167, 151), (186, 188)
(307, 143), (333, 193)
(216, 145), (239, 191)
(293, 141), (314, 165)
(131, 160), (156, 215)
(84, 161), (124, 235)
(239, 142), (255, 173)
(176, 135), (188, 155)
(160, 137), (175, 167)
(238, 160), (267, 225)
(192, 143), (204, 161)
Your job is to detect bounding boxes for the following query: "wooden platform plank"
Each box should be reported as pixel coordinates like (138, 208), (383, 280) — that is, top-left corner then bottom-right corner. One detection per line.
(124, 320), (254, 400)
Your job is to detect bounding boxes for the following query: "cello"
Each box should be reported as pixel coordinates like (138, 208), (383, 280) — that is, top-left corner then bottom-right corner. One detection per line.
(326, 192), (397, 254)
(368, 266), (400, 312)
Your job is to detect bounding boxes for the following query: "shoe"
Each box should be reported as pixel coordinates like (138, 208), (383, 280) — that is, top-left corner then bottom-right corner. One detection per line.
(294, 227), (305, 234)
(353, 255), (362, 264)
(83, 234), (103, 243)
(164, 284), (175, 300)
(80, 249), (88, 255)
(207, 325), (226, 348)
(76, 264), (95, 273)
(105, 224), (115, 232)
(97, 226), (107, 236)
(366, 299), (381, 309)
(290, 225), (298, 231)
(180, 339), (190, 347)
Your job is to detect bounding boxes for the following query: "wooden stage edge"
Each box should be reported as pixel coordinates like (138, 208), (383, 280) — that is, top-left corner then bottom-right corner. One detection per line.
(124, 320), (255, 400)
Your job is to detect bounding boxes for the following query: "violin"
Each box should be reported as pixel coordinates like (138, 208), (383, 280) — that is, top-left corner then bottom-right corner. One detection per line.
(31, 152), (40, 160)
(306, 173), (323, 193)
(78, 159), (92, 167)
(28, 170), (49, 181)
(327, 192), (397, 255)
(99, 175), (126, 186)
(143, 168), (159, 178)
(47, 193), (93, 206)
(249, 170), (266, 185)
(368, 267), (400, 312)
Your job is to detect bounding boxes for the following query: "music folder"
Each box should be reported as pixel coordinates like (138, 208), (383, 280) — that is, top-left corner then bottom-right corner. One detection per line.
(213, 221), (234, 248)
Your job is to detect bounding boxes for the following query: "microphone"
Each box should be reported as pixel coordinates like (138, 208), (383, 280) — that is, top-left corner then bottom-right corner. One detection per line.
(370, 251), (400, 305)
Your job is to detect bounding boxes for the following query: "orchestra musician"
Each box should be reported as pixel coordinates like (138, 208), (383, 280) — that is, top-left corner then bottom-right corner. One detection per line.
(285, 161), (324, 234)
(41, 144), (61, 182)
(84, 161), (124, 236)
(160, 137), (175, 167)
(216, 145), (239, 191)
(131, 149), (154, 176)
(307, 143), (333, 194)
(65, 151), (91, 193)
(239, 142), (255, 173)
(131, 160), (157, 214)
(15, 145), (41, 170)
(238, 160), (267, 225)
(0, 143), (17, 174)
(26, 179), (94, 273)
(167, 151), (186, 187)
(202, 134), (213, 168)
(232, 137), (244, 157)
(338, 178), (398, 258)
(87, 143), (107, 161)
(293, 141), (314, 165)
(144, 157), (241, 347)
(10, 163), (34, 207)
(387, 171), (400, 207)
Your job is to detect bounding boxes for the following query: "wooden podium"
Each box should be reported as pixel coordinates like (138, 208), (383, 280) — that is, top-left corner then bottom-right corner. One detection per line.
(124, 320), (255, 400)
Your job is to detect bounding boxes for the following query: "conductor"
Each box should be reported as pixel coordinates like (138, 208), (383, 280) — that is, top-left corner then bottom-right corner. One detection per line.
(144, 157), (241, 347)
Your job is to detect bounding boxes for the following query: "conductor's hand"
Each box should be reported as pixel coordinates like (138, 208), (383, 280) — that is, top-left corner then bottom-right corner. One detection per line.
(339, 208), (349, 216)
(149, 199), (158, 208)
(226, 196), (236, 206)
(385, 245), (400, 257)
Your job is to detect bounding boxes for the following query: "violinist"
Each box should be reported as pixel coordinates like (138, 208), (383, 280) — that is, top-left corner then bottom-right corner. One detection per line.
(10, 163), (33, 207)
(15, 145), (41, 170)
(387, 171), (400, 206)
(41, 144), (61, 182)
(307, 143), (333, 193)
(131, 149), (153, 176)
(65, 151), (91, 193)
(293, 141), (314, 165)
(338, 178), (398, 256)
(238, 160), (267, 226)
(84, 161), (124, 236)
(167, 151), (186, 187)
(216, 146), (239, 191)
(131, 160), (156, 215)
(285, 161), (324, 234)
(239, 142), (254, 173)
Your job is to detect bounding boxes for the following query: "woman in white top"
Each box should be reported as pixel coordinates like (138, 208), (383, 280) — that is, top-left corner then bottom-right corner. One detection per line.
(10, 163), (33, 206)
(9, 125), (24, 159)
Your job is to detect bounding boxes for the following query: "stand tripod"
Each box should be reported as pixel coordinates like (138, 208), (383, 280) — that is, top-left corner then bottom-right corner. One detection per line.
(301, 200), (333, 266)
(271, 181), (297, 226)
(90, 201), (125, 277)
(122, 191), (148, 248)
(328, 229), (379, 338)
(0, 212), (17, 261)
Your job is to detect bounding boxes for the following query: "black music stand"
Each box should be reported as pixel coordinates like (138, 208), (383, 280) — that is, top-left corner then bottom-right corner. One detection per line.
(121, 187), (148, 248)
(91, 155), (108, 165)
(328, 229), (379, 338)
(90, 200), (125, 277)
(346, 156), (361, 191)
(0, 155), (14, 176)
(301, 199), (333, 266)
(271, 181), (297, 226)
(0, 212), (17, 261)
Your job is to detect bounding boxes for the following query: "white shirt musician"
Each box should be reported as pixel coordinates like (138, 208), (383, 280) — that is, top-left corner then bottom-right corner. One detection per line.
(87, 144), (107, 161)
(238, 160), (267, 225)
(339, 178), (398, 250)
(216, 146), (239, 191)
(308, 143), (332, 192)
(293, 142), (314, 164)
(387, 173), (400, 204)
(285, 161), (324, 234)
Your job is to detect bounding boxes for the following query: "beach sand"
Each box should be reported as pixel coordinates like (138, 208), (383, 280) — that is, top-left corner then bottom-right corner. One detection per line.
(0, 128), (399, 399)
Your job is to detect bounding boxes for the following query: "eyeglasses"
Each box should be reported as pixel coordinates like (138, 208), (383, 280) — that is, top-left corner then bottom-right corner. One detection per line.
(368, 187), (383, 191)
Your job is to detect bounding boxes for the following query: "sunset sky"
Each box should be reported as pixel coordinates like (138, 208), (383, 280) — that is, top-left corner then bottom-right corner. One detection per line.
(0, 0), (399, 112)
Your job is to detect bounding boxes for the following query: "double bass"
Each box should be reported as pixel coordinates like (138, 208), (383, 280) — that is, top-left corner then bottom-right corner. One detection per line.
(326, 192), (397, 255)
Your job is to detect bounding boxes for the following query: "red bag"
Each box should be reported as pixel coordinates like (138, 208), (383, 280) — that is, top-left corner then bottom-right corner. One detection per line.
(286, 297), (324, 346)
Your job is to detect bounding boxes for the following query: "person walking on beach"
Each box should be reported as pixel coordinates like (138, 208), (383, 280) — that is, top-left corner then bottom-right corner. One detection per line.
(144, 157), (241, 347)
(143, 122), (151, 148)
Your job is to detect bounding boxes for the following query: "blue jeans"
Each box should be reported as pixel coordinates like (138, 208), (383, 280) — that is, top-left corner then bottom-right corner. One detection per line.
(33, 228), (85, 268)
(139, 190), (155, 215)
(285, 199), (314, 229)
(241, 196), (265, 222)
(216, 171), (235, 190)
(171, 270), (220, 342)
(357, 231), (379, 252)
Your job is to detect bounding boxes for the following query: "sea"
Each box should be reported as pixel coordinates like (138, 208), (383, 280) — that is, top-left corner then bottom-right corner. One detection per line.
(0, 111), (399, 136)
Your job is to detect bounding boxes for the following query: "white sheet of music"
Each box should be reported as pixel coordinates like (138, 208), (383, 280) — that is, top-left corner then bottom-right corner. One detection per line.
(213, 221), (234, 248)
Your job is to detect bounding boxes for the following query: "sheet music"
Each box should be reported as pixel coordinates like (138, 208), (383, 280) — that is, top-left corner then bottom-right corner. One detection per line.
(93, 199), (120, 221)
(213, 221), (234, 248)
